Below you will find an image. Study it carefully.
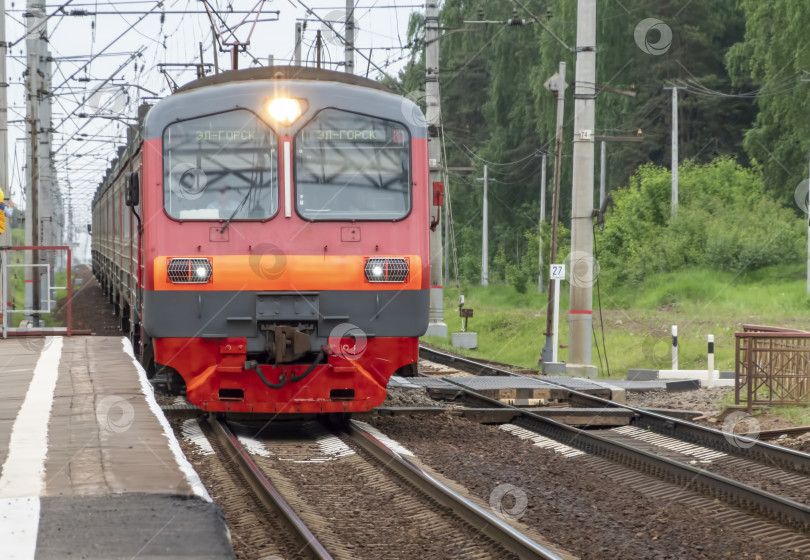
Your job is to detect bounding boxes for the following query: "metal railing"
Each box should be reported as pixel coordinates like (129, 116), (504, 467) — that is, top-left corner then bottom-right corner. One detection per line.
(1, 246), (73, 337)
(736, 325), (810, 411)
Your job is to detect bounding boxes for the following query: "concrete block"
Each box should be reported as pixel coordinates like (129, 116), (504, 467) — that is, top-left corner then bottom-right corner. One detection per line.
(426, 322), (448, 338)
(701, 378), (735, 389)
(720, 371), (735, 379)
(451, 332), (477, 349)
(589, 381), (627, 404)
(659, 369), (711, 380)
(665, 379), (701, 392)
(541, 361), (567, 375)
(567, 363), (598, 378)
(627, 369), (658, 381)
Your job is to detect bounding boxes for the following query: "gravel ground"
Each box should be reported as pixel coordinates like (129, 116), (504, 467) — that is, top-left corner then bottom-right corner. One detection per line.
(53, 264), (121, 335)
(627, 387), (809, 435)
(369, 413), (808, 560)
(244, 421), (517, 560)
(626, 387), (732, 414)
(170, 417), (302, 559)
(382, 386), (443, 407)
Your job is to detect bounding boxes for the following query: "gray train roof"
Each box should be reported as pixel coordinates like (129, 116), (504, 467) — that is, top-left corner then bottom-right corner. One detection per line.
(176, 66), (391, 93)
(144, 66), (427, 140)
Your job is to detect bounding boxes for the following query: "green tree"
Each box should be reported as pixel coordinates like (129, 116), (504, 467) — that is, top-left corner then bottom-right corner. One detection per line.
(727, 1), (810, 204)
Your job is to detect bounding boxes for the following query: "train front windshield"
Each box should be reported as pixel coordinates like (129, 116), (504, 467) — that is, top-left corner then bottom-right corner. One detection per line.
(295, 109), (411, 220)
(163, 110), (278, 220)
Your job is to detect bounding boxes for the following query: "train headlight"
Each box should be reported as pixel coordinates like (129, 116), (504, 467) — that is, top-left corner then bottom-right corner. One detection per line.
(266, 98), (303, 125)
(167, 258), (213, 284)
(364, 257), (409, 283)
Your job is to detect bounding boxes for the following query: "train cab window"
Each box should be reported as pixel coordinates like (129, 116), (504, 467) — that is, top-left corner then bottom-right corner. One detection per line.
(295, 109), (410, 220)
(163, 110), (278, 220)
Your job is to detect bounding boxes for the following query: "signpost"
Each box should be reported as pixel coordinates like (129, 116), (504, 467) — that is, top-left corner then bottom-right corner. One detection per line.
(549, 264), (565, 363)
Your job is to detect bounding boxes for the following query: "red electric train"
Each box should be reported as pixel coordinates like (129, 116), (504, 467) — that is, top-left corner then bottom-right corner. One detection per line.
(92, 67), (432, 414)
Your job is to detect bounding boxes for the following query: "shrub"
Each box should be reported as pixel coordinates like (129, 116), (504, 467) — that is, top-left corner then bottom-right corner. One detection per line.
(597, 157), (804, 286)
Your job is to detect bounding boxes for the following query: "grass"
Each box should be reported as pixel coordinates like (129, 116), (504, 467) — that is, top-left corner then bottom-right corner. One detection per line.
(773, 406), (810, 426)
(424, 263), (810, 379)
(425, 264), (810, 424)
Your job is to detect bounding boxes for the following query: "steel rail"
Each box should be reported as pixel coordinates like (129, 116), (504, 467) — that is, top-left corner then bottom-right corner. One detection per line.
(419, 345), (810, 474)
(207, 416), (334, 560)
(431, 378), (810, 533)
(346, 420), (566, 560)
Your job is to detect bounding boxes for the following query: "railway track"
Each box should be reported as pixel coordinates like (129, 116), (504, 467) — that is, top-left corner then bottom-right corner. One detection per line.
(206, 417), (333, 560)
(419, 345), (810, 475)
(418, 345), (810, 546)
(207, 414), (568, 560)
(757, 425), (810, 441)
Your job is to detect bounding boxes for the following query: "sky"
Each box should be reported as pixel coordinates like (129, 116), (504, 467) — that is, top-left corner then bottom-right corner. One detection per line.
(4, 0), (423, 230)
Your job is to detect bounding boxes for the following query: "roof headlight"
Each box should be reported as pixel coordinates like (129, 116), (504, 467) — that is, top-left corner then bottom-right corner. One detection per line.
(266, 97), (303, 125)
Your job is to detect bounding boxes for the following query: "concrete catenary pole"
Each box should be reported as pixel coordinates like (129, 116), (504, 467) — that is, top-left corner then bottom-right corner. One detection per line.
(538, 153), (547, 293)
(39, 53), (56, 286)
(295, 22), (303, 66)
(664, 85), (679, 215)
(0, 0), (9, 251)
(424, 1), (447, 337)
(444, 183), (450, 285)
(671, 86), (678, 214)
(344, 1), (355, 74)
(599, 140), (606, 208)
(541, 61), (566, 365)
(481, 165), (488, 286)
(26, 0), (46, 325)
(566, 0), (597, 378)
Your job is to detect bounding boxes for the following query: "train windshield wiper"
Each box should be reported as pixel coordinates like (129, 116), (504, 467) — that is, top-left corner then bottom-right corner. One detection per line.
(220, 182), (256, 234)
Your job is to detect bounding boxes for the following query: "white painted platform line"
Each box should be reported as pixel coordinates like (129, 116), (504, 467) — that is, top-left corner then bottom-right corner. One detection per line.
(612, 425), (726, 462)
(181, 420), (215, 456)
(237, 435), (273, 458)
(500, 424), (585, 458)
(352, 421), (415, 457)
(0, 337), (63, 559)
(121, 337), (212, 501)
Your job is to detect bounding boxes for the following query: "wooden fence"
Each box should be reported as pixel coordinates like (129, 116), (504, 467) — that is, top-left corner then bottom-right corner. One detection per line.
(735, 325), (810, 411)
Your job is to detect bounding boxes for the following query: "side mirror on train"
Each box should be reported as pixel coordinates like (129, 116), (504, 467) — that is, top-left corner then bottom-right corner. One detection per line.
(125, 171), (140, 207)
(87, 223), (92, 234)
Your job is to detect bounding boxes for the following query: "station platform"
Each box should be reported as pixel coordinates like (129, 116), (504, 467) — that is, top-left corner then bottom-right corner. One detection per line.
(0, 336), (234, 559)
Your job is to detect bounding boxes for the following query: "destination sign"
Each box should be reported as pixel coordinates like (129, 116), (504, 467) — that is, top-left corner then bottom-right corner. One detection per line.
(313, 129), (385, 141)
(194, 129), (257, 142)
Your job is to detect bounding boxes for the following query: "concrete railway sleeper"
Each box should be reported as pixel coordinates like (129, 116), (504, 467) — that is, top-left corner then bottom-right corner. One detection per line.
(345, 420), (567, 560)
(419, 345), (810, 475)
(208, 416), (567, 559)
(207, 416), (334, 560)
(433, 377), (810, 536)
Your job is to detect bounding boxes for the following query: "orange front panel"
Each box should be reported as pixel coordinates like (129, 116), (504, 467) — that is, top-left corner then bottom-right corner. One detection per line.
(154, 336), (418, 413)
(152, 254), (423, 291)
